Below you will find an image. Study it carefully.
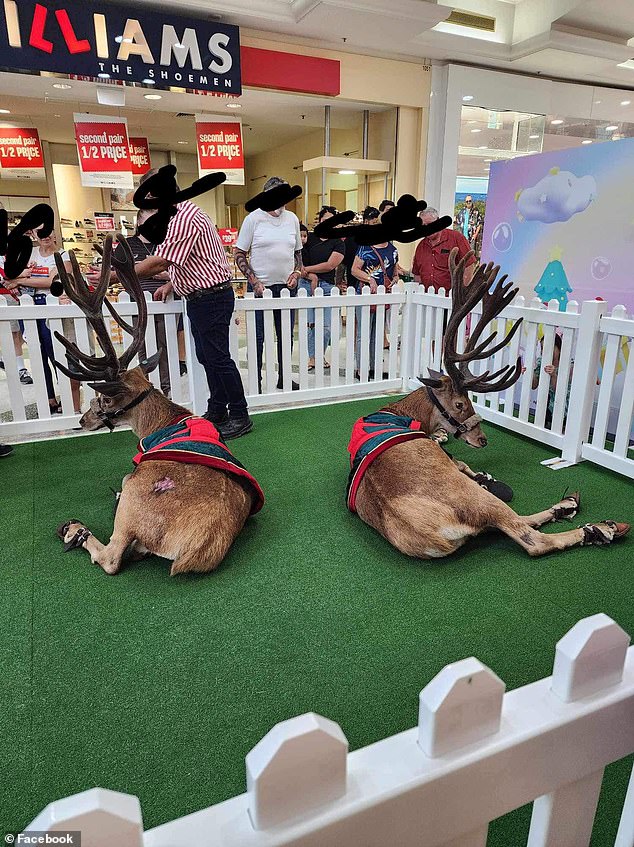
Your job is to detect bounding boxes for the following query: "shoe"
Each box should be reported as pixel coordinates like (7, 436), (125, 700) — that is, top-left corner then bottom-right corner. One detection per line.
(276, 380), (300, 391)
(19, 368), (33, 384)
(203, 410), (229, 427)
(0, 360), (4, 370)
(218, 416), (253, 440)
(0, 444), (14, 458)
(179, 360), (188, 376)
(49, 402), (63, 415)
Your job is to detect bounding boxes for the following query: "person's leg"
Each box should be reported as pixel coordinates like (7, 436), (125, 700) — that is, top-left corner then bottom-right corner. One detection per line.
(36, 320), (58, 404)
(187, 290), (248, 420)
(270, 284), (285, 385)
(369, 310), (377, 375)
(247, 282), (264, 391)
(298, 279), (316, 365)
(321, 282), (332, 363)
(155, 316), (171, 395)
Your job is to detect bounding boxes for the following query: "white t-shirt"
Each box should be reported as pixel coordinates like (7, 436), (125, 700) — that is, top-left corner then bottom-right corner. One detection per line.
(24, 246), (69, 297)
(236, 209), (302, 286)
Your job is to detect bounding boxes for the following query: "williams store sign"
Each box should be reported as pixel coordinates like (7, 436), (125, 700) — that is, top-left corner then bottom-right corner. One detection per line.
(0, 1), (241, 94)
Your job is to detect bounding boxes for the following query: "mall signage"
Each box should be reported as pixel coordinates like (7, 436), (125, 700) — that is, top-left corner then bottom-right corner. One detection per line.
(196, 115), (244, 186)
(94, 211), (115, 231)
(129, 137), (151, 175)
(218, 228), (238, 246)
(0, 127), (45, 180)
(74, 113), (133, 189)
(0, 1), (241, 94)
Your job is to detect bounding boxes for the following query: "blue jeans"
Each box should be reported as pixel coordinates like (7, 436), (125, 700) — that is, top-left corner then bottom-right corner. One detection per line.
(355, 302), (377, 372)
(307, 280), (334, 360)
(33, 292), (57, 401)
(186, 287), (248, 418)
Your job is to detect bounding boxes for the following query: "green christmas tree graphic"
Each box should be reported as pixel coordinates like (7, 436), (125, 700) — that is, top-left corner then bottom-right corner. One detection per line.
(534, 246), (572, 311)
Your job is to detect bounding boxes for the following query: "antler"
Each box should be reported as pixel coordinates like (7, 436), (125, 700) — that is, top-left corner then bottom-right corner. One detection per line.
(52, 235), (149, 382)
(443, 248), (523, 394)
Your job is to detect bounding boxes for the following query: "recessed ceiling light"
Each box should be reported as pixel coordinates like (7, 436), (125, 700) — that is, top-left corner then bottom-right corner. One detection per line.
(142, 78), (156, 85)
(54, 114), (61, 118)
(97, 73), (110, 79)
(582, 139), (593, 145)
(529, 134), (539, 139)
(621, 100), (631, 106)
(177, 140), (188, 144)
(144, 93), (162, 100)
(595, 100), (602, 104)
(52, 83), (72, 90)
(462, 95), (474, 101)
(606, 125), (618, 131)
(226, 102), (241, 109)
(551, 119), (564, 125)
(338, 169), (356, 175)
(0, 108), (10, 114)
(470, 128), (481, 133)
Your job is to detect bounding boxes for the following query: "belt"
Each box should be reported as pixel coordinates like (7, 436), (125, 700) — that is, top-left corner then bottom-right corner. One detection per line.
(184, 279), (233, 300)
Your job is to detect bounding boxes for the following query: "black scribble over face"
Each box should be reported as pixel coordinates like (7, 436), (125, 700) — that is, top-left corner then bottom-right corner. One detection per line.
(314, 194), (453, 245)
(1, 203), (55, 279)
(245, 183), (303, 213)
(133, 164), (226, 244)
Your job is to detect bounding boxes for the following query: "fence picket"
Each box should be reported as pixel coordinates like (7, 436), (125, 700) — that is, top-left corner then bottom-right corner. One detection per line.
(280, 289), (293, 392)
(358, 287), (371, 382)
(345, 288), (356, 383)
(262, 290), (276, 394)
(48, 316), (76, 415)
(143, 296), (161, 392)
(615, 759), (634, 847)
(528, 770), (604, 847)
(314, 287), (325, 388)
(0, 297), (27, 422)
(613, 337), (634, 458)
(330, 287), (341, 387)
(244, 294), (259, 397)
(550, 309), (577, 435)
(296, 288), (310, 391)
(374, 288), (386, 379)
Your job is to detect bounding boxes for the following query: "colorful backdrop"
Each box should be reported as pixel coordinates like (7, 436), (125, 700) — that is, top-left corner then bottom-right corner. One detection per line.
(481, 137), (634, 312)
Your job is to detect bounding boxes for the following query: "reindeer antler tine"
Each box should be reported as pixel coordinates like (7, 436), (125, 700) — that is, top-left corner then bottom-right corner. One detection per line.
(114, 235), (148, 370)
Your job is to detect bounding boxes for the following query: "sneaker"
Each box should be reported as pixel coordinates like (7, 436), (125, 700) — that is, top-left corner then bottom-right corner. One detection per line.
(218, 416), (253, 440)
(179, 360), (188, 376)
(19, 368), (33, 384)
(0, 444), (14, 458)
(203, 410), (229, 426)
(276, 379), (300, 391)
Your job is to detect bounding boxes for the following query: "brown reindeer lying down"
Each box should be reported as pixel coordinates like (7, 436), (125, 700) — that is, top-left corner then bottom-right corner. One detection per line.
(53, 237), (263, 576)
(348, 252), (629, 558)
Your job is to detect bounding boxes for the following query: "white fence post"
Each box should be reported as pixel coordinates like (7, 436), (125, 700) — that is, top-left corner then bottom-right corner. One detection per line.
(25, 788), (144, 847)
(181, 301), (207, 416)
(560, 299), (606, 465)
(528, 614), (631, 847)
(399, 282), (418, 390)
(615, 759), (634, 847)
(246, 712), (348, 830)
(418, 657), (505, 846)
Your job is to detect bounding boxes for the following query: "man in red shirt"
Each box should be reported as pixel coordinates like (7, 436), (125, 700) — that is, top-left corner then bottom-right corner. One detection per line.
(412, 207), (476, 293)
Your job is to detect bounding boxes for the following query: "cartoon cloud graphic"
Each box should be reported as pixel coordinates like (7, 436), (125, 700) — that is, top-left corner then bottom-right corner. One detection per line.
(515, 167), (596, 223)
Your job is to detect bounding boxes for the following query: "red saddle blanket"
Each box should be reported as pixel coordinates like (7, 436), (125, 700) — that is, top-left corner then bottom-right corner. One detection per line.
(133, 414), (264, 515)
(347, 411), (428, 513)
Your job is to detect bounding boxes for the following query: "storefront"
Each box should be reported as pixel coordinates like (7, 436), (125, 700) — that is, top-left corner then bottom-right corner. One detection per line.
(0, 1), (433, 273)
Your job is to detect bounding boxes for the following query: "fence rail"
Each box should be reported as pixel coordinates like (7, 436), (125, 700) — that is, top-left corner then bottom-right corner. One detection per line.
(25, 614), (634, 847)
(1, 286), (632, 477)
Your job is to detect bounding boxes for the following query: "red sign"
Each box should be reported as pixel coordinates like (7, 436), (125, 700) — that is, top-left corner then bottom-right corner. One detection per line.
(196, 115), (244, 185)
(94, 212), (115, 231)
(0, 127), (45, 179)
(129, 137), (151, 175)
(241, 47), (340, 97)
(74, 113), (133, 189)
(218, 228), (238, 246)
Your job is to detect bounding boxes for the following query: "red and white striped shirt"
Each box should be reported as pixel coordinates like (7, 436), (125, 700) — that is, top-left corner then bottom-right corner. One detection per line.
(155, 200), (231, 296)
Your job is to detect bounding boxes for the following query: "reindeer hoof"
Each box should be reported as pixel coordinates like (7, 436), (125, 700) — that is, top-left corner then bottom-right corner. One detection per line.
(580, 520), (630, 546)
(56, 519), (82, 540)
(553, 491), (581, 521)
(57, 520), (92, 551)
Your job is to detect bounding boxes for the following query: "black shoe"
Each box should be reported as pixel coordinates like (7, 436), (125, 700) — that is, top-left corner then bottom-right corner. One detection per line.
(218, 416), (253, 440)
(203, 410), (229, 427)
(179, 360), (188, 376)
(276, 380), (300, 391)
(0, 444), (14, 458)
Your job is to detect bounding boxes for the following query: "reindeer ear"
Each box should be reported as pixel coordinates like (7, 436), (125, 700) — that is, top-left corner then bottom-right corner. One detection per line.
(418, 368), (444, 388)
(139, 350), (162, 375)
(87, 381), (125, 397)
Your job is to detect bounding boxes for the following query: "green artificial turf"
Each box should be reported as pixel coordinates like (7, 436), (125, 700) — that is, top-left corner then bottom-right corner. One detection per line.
(2, 396), (633, 844)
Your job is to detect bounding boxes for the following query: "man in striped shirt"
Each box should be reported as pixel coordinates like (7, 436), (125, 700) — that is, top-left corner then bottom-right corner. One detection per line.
(118, 171), (251, 440)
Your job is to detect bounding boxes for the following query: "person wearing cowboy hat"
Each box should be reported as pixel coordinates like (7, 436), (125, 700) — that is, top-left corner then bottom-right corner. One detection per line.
(235, 177), (303, 392)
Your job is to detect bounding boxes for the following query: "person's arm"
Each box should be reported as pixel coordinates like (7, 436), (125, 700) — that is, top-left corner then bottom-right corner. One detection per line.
(456, 234), (477, 284)
(235, 214), (264, 295)
(412, 246), (422, 284)
(303, 251), (344, 275)
(352, 255), (377, 293)
(286, 248), (303, 289)
(133, 255), (170, 279)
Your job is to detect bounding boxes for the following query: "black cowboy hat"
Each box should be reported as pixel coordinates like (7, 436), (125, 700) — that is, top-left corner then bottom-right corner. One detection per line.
(245, 183), (303, 213)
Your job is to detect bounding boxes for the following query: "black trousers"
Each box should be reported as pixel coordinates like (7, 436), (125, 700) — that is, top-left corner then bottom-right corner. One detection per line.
(186, 287), (248, 418)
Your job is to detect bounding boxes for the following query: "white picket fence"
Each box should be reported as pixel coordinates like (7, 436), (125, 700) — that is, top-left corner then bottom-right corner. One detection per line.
(1, 285), (632, 477)
(25, 613), (634, 847)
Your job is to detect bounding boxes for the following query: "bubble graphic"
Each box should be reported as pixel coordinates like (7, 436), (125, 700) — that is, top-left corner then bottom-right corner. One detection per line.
(492, 222), (513, 252)
(591, 256), (612, 280)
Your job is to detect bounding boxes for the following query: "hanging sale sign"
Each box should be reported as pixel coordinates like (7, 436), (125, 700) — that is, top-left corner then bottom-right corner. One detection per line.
(74, 113), (133, 189)
(128, 137), (151, 175)
(195, 115), (244, 185)
(94, 212), (116, 231)
(218, 227), (238, 246)
(0, 127), (45, 180)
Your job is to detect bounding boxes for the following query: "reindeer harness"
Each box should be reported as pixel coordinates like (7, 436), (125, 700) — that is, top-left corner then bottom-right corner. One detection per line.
(133, 414), (264, 514)
(347, 412), (429, 513)
(425, 387), (482, 438)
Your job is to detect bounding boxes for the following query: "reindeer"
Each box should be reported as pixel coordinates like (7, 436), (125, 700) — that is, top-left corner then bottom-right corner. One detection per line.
(349, 251), (629, 558)
(53, 236), (263, 576)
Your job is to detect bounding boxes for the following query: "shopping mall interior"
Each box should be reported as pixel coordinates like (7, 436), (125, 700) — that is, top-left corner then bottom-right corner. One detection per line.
(2, 1), (634, 845)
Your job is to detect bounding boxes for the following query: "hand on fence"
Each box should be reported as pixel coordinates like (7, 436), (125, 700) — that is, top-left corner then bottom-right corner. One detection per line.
(252, 281), (265, 297)
(153, 284), (173, 302)
(286, 271), (300, 289)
